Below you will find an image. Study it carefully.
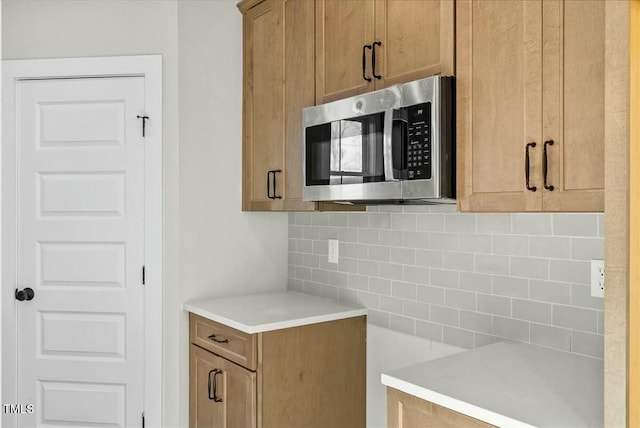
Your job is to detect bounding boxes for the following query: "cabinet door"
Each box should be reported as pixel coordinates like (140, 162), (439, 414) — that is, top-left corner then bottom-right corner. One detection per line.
(190, 345), (223, 427)
(282, 0), (318, 211)
(315, 0), (375, 103)
(190, 345), (257, 428)
(456, 0), (544, 212)
(387, 388), (495, 428)
(541, 0), (605, 212)
(373, 0), (454, 89)
(242, 0), (285, 210)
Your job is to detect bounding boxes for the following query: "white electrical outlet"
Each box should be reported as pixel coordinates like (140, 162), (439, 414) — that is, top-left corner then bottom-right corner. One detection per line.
(328, 239), (339, 264)
(590, 259), (605, 298)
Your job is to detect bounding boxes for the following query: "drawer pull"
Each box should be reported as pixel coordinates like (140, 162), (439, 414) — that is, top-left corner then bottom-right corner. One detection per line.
(207, 369), (223, 403)
(207, 334), (229, 344)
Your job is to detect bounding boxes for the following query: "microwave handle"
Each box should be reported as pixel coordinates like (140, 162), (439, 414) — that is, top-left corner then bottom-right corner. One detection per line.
(383, 109), (398, 181)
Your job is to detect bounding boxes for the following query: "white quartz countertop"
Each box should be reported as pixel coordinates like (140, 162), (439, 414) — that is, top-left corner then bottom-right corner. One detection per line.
(183, 291), (367, 334)
(381, 341), (603, 428)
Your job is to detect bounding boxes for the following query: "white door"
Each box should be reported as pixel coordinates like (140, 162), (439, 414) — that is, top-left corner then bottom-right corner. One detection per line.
(15, 77), (146, 427)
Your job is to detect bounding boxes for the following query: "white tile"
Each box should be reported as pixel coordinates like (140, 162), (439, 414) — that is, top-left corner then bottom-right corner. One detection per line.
(445, 289), (476, 310)
(392, 281), (417, 300)
(417, 285), (445, 305)
(369, 212), (391, 229)
(369, 245), (391, 262)
(459, 272), (492, 293)
(459, 311), (493, 334)
(512, 213), (552, 235)
(477, 214), (512, 234)
(429, 305), (459, 326)
(529, 236), (571, 259)
(443, 251), (475, 272)
(403, 265), (429, 285)
(429, 269), (459, 289)
(475, 254), (509, 275)
(391, 213), (417, 231)
(549, 259), (590, 284)
(552, 305), (598, 332)
(390, 315), (416, 335)
(530, 323), (571, 351)
(493, 235), (529, 256)
(357, 228), (380, 244)
(444, 214), (477, 233)
(403, 231), (430, 249)
(552, 214), (598, 237)
(571, 238), (604, 261)
(430, 232), (460, 251)
(492, 275), (529, 298)
(390, 247), (416, 265)
(492, 316), (529, 342)
(510, 256), (549, 280)
(443, 327), (474, 348)
(403, 300), (430, 321)
(417, 214), (445, 231)
(512, 299), (552, 323)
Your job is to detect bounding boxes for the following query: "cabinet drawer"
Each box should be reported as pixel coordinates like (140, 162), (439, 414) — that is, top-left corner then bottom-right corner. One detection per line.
(190, 313), (257, 371)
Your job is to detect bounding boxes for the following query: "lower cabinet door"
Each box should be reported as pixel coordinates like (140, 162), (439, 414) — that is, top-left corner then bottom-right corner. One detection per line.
(190, 344), (257, 428)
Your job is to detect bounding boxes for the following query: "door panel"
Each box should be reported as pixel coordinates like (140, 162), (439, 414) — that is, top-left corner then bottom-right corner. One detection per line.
(243, 0), (285, 210)
(16, 77), (145, 427)
(189, 345), (257, 428)
(457, 0), (543, 211)
(374, 0), (454, 89)
(542, 0), (605, 211)
(315, 0), (375, 103)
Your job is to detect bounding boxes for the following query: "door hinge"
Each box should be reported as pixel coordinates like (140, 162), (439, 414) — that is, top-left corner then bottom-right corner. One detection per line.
(142, 265), (146, 285)
(142, 411), (145, 428)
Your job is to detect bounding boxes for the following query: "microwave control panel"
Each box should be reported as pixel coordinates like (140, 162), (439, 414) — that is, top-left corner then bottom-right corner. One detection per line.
(407, 102), (431, 180)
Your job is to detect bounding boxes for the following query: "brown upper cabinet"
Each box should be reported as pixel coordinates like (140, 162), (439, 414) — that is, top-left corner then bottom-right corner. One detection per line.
(315, 0), (455, 104)
(239, 0), (317, 211)
(456, 0), (605, 212)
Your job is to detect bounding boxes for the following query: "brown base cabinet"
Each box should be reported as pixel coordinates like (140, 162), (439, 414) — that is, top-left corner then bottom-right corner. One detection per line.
(387, 388), (495, 428)
(189, 313), (366, 428)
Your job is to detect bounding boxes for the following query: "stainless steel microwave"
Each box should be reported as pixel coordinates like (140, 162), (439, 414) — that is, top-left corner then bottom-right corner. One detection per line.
(302, 76), (455, 204)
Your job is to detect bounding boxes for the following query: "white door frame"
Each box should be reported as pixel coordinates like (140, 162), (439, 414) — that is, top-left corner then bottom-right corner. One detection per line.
(1, 55), (163, 426)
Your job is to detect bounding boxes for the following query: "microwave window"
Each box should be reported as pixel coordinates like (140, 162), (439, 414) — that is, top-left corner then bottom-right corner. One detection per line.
(306, 113), (385, 187)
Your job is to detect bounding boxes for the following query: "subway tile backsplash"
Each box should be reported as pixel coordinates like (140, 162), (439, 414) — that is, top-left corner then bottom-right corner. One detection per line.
(288, 206), (605, 359)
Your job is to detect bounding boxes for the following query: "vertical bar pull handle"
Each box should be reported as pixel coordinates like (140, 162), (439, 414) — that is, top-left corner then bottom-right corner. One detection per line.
(208, 369), (223, 402)
(362, 45), (372, 82)
(543, 140), (555, 191)
(525, 142), (537, 192)
(272, 169), (282, 199)
(372, 41), (382, 80)
(267, 170), (273, 199)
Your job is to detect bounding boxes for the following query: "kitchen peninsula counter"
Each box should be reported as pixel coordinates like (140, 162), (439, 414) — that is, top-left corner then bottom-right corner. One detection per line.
(382, 341), (603, 427)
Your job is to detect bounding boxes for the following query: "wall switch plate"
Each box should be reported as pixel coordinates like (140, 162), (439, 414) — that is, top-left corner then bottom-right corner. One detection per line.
(590, 259), (605, 298)
(328, 239), (339, 264)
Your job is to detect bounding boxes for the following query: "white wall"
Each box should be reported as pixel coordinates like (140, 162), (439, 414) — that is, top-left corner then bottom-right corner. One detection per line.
(2, 1), (288, 426)
(177, 1), (288, 425)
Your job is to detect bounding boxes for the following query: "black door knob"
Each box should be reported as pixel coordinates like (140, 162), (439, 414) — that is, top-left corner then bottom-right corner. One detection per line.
(15, 287), (34, 301)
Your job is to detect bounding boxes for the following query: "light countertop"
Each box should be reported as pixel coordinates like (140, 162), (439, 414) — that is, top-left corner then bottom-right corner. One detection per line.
(381, 341), (603, 428)
(184, 291), (367, 334)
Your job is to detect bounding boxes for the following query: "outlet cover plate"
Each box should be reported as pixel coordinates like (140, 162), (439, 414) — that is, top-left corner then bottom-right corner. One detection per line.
(590, 259), (604, 298)
(328, 239), (339, 264)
